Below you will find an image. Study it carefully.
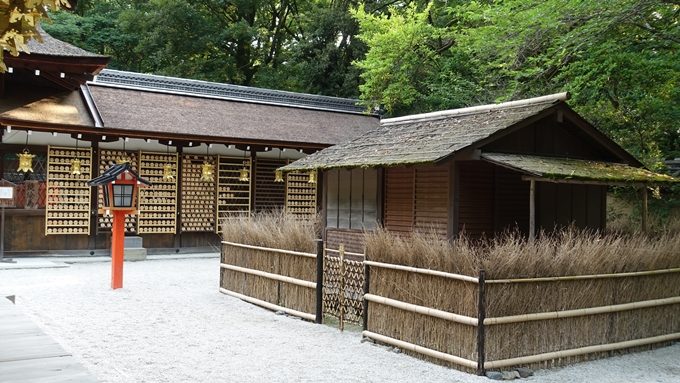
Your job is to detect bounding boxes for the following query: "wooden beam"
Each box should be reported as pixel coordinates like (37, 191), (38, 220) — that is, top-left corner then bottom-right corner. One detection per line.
(641, 187), (648, 233)
(0, 117), (329, 151)
(522, 176), (646, 188)
(529, 179), (536, 242)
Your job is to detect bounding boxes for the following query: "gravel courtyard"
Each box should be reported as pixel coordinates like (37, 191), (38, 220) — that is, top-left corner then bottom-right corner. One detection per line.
(1, 257), (678, 382)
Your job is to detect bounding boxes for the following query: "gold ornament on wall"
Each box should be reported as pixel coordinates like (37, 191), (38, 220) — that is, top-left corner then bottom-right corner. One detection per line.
(17, 149), (35, 173)
(70, 158), (82, 175)
(200, 161), (214, 182)
(308, 170), (317, 184)
(274, 169), (284, 183)
(163, 163), (175, 180)
(239, 166), (250, 182)
(116, 156), (131, 165)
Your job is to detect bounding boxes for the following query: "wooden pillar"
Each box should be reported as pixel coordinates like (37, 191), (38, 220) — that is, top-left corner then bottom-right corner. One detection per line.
(174, 146), (183, 249)
(476, 269), (487, 375)
(529, 179), (536, 242)
(315, 238), (324, 324)
(641, 186), (648, 233)
(89, 140), (99, 250)
(250, 150), (256, 212)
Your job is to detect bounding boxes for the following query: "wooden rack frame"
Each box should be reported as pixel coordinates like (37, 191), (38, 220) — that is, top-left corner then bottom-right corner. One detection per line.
(137, 151), (178, 234)
(216, 156), (252, 233)
(45, 146), (92, 235)
(285, 172), (317, 219)
(180, 154), (217, 233)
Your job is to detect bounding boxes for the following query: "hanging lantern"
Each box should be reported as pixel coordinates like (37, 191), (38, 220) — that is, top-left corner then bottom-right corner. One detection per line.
(308, 170), (317, 184)
(17, 149), (35, 173)
(70, 158), (82, 175)
(162, 163), (175, 180)
(274, 169), (284, 183)
(239, 166), (250, 182)
(200, 161), (214, 182)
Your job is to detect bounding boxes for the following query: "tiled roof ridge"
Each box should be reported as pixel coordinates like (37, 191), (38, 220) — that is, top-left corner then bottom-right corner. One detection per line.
(93, 69), (368, 115)
(382, 92), (569, 126)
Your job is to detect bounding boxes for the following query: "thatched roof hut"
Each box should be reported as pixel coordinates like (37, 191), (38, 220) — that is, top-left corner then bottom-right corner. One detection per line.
(281, 93), (678, 251)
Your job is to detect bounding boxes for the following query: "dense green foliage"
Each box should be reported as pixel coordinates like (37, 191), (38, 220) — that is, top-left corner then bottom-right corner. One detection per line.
(353, 0), (679, 168)
(44, 0), (369, 98)
(42, 0), (679, 167)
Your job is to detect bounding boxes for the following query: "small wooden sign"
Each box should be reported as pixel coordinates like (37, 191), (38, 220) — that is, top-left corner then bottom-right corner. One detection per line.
(0, 180), (16, 208)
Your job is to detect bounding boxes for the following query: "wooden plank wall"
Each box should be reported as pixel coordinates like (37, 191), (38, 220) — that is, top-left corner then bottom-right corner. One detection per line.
(537, 183), (606, 231)
(494, 166), (529, 234)
(457, 161), (494, 238)
(457, 161), (607, 239)
(383, 164), (449, 238)
(383, 167), (415, 234)
(414, 165), (449, 237)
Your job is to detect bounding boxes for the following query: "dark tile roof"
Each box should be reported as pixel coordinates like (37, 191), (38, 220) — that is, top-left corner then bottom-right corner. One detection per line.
(281, 94), (567, 171)
(24, 26), (106, 58)
(87, 84), (379, 145)
(94, 69), (366, 114)
(482, 153), (678, 184)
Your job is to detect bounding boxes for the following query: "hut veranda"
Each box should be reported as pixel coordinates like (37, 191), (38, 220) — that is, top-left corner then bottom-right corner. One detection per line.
(0, 29), (378, 255)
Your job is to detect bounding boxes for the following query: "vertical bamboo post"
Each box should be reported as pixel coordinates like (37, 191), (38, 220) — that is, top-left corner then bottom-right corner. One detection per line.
(362, 260), (371, 330)
(529, 179), (536, 242)
(339, 243), (345, 332)
(476, 269), (486, 376)
(641, 186), (648, 233)
(315, 238), (324, 324)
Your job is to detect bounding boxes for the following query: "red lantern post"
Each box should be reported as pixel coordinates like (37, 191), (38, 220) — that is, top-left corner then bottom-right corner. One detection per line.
(88, 163), (151, 289)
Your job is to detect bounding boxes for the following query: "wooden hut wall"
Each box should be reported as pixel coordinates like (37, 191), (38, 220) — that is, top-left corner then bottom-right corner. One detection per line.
(383, 164), (450, 238)
(537, 183), (606, 231)
(482, 113), (619, 162)
(457, 161), (607, 238)
(324, 168), (379, 253)
(457, 161), (495, 237)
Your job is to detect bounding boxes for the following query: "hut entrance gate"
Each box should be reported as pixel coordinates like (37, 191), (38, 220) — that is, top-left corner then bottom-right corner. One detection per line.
(322, 245), (365, 328)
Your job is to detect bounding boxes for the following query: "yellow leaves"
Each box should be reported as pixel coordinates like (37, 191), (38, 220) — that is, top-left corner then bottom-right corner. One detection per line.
(0, 0), (68, 71)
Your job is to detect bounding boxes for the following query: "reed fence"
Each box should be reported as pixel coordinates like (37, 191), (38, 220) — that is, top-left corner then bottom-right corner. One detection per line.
(363, 259), (680, 374)
(220, 240), (324, 322)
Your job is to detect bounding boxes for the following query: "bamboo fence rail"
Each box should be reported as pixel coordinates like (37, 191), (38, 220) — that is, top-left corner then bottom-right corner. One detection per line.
(222, 240), (317, 258)
(220, 263), (317, 289)
(219, 288), (316, 321)
(363, 260), (479, 283)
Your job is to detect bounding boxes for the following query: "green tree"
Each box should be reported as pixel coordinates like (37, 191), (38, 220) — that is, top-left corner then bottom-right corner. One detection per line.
(353, 0), (680, 166)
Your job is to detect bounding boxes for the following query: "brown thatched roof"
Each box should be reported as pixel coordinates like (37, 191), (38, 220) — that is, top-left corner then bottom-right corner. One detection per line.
(482, 153), (679, 184)
(25, 26), (106, 58)
(88, 84), (379, 145)
(280, 94), (566, 171)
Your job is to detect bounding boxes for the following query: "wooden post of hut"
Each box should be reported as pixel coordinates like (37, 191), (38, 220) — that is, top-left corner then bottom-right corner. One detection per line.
(641, 186), (648, 233)
(529, 179), (536, 242)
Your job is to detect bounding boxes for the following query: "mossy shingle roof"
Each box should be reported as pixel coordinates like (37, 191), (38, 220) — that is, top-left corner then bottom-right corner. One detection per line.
(279, 97), (559, 171)
(25, 26), (106, 58)
(482, 153), (678, 184)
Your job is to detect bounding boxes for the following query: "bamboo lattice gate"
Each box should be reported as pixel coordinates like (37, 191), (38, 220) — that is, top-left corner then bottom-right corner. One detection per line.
(323, 245), (365, 328)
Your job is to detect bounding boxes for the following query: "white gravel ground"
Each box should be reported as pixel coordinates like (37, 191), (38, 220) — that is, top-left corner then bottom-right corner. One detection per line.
(1, 257), (678, 383)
